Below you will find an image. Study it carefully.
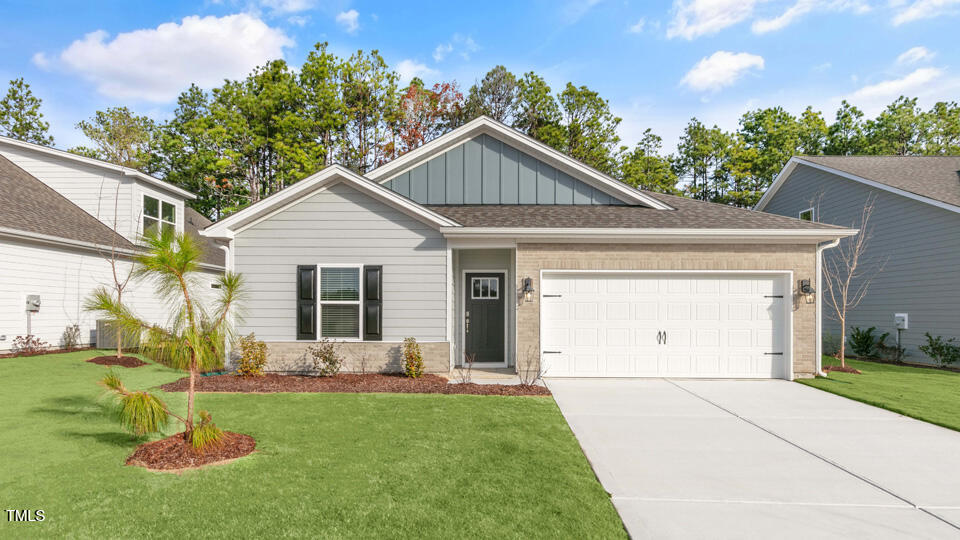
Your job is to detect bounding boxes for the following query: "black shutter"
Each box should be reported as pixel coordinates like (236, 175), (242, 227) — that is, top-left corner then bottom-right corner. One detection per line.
(363, 265), (382, 341)
(296, 265), (317, 340)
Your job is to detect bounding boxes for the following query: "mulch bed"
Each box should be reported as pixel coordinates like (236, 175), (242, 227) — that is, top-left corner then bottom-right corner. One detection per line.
(824, 365), (862, 374)
(86, 355), (148, 368)
(126, 431), (256, 472)
(160, 373), (551, 396)
(0, 346), (95, 359)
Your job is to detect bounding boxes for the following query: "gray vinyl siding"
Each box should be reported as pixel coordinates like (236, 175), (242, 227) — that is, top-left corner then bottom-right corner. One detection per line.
(763, 164), (960, 363)
(233, 182), (448, 342)
(384, 134), (626, 205)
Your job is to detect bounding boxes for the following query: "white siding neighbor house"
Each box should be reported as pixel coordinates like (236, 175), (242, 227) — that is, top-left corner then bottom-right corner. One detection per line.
(202, 117), (856, 379)
(0, 136), (225, 352)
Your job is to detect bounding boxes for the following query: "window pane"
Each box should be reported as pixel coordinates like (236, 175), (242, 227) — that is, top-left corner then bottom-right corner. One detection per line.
(490, 278), (498, 297)
(162, 222), (175, 236)
(143, 217), (159, 236)
(144, 196), (159, 218)
(321, 304), (359, 338)
(473, 279), (481, 298)
(321, 267), (359, 301)
(161, 201), (176, 222)
(481, 279), (489, 297)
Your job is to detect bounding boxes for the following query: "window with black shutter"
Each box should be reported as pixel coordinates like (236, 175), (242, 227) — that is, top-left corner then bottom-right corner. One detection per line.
(363, 265), (382, 341)
(296, 265), (317, 340)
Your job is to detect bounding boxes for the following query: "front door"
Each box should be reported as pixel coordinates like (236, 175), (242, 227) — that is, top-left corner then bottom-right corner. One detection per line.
(464, 272), (505, 364)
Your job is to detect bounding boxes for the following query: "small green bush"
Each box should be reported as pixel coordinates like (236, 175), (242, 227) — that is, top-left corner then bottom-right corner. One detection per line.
(918, 333), (960, 367)
(402, 337), (424, 378)
(848, 327), (885, 358)
(308, 338), (343, 377)
(236, 333), (268, 377)
(61, 324), (81, 351)
(189, 410), (225, 452)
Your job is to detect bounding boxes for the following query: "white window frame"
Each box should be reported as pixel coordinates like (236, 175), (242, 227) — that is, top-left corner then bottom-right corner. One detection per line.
(317, 264), (364, 341)
(798, 207), (815, 222)
(471, 276), (500, 300)
(141, 193), (178, 236)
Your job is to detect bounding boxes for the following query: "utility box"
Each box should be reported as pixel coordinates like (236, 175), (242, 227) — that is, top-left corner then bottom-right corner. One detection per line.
(96, 320), (140, 349)
(25, 295), (40, 312)
(894, 313), (909, 330)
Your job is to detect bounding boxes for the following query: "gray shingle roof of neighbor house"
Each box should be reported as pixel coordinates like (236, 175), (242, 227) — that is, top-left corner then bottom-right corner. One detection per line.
(796, 155), (960, 207)
(0, 154), (225, 267)
(426, 191), (848, 230)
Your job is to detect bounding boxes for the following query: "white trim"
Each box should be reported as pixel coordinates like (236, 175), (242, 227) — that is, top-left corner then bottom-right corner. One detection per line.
(446, 247), (455, 371)
(460, 269), (509, 368)
(0, 134), (196, 199)
(317, 264), (364, 341)
(798, 207), (815, 222)
(756, 157), (960, 215)
(539, 269), (795, 380)
(470, 277), (500, 299)
(201, 165), (459, 239)
(440, 227), (858, 243)
(815, 238), (841, 376)
(365, 116), (673, 210)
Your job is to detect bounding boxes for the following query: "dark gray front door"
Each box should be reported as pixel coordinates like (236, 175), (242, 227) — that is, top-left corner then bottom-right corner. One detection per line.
(464, 272), (505, 363)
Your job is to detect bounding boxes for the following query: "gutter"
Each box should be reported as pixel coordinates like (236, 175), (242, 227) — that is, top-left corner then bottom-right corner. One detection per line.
(815, 238), (841, 377)
(439, 227), (860, 243)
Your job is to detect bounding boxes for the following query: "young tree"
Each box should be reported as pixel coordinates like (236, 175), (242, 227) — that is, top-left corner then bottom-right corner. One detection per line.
(616, 129), (678, 194)
(71, 107), (158, 170)
(822, 197), (885, 367)
(464, 65), (519, 124)
(85, 231), (243, 444)
(95, 181), (136, 360)
(0, 78), (54, 145)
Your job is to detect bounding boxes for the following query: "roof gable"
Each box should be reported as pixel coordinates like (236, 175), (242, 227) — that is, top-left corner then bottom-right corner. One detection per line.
(366, 116), (672, 210)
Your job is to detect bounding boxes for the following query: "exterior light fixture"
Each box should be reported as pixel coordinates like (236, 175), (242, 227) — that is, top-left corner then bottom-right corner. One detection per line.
(800, 279), (814, 294)
(522, 277), (536, 302)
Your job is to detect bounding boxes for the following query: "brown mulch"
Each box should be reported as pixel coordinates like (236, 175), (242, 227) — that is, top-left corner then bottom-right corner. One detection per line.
(824, 365), (862, 374)
(0, 346), (95, 358)
(126, 431), (256, 472)
(86, 355), (148, 368)
(160, 373), (551, 396)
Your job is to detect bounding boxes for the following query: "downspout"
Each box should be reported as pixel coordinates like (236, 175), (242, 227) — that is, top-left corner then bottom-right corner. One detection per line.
(815, 238), (841, 376)
(218, 241), (234, 368)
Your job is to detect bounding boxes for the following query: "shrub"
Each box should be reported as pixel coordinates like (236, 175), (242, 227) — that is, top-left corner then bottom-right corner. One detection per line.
(236, 333), (268, 377)
(402, 337), (424, 378)
(12, 335), (49, 356)
(848, 327), (883, 358)
(822, 332), (841, 357)
(876, 333), (905, 363)
(918, 333), (960, 367)
(308, 338), (343, 377)
(61, 324), (81, 351)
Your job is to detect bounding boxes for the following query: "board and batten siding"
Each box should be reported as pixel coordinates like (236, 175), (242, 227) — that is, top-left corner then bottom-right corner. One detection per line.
(383, 133), (626, 205)
(233, 182), (448, 342)
(762, 163), (960, 363)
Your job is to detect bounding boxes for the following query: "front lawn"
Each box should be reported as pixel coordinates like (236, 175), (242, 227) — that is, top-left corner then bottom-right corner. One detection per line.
(0, 350), (625, 538)
(799, 356), (960, 432)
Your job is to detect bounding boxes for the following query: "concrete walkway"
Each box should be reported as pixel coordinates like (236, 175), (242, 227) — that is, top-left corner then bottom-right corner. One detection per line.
(547, 378), (960, 539)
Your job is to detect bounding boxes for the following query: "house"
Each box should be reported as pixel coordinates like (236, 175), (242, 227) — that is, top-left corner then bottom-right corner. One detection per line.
(756, 155), (960, 364)
(0, 135), (225, 352)
(201, 117), (856, 379)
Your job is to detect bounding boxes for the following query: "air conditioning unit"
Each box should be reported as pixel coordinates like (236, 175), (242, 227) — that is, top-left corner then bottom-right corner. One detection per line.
(95, 320), (140, 350)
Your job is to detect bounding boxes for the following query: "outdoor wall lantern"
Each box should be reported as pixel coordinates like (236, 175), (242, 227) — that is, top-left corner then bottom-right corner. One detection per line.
(799, 279), (815, 295)
(522, 277), (536, 302)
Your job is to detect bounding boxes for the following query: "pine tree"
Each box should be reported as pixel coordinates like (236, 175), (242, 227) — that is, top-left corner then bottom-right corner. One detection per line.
(0, 78), (54, 145)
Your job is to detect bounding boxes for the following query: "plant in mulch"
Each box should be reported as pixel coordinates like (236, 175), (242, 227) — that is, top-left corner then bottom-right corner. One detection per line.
(454, 353), (475, 383)
(918, 333), (960, 368)
(236, 333), (268, 377)
(11, 335), (49, 356)
(308, 338), (343, 377)
(401, 337), (424, 378)
(848, 326), (884, 358)
(517, 347), (546, 386)
(85, 230), (245, 455)
(61, 324), (81, 351)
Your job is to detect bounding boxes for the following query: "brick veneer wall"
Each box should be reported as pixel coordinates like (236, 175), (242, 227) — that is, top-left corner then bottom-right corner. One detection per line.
(235, 341), (451, 374)
(515, 243), (819, 378)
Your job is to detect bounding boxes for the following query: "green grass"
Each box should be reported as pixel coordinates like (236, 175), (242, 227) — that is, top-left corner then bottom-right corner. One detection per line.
(1, 350), (625, 539)
(799, 356), (960, 432)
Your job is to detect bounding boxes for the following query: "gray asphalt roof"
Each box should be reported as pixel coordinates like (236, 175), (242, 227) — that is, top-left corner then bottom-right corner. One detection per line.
(797, 155), (960, 207)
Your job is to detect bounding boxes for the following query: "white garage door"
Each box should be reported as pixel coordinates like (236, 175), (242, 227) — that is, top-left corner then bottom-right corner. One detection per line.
(540, 273), (789, 379)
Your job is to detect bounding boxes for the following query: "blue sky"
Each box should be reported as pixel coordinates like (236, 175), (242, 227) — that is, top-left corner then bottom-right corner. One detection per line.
(2, 0), (959, 152)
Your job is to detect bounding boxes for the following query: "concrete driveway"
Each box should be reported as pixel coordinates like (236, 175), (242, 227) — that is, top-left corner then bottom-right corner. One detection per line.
(547, 378), (960, 539)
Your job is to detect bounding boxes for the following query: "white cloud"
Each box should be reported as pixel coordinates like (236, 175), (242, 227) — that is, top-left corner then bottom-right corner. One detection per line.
(751, 0), (870, 34)
(562, 0), (603, 24)
(628, 18), (646, 33)
(260, 0), (315, 14)
(31, 52), (50, 70)
(667, 0), (757, 39)
(287, 15), (309, 27)
(395, 59), (437, 84)
(432, 34), (479, 63)
(896, 46), (935, 64)
(847, 67), (943, 101)
(335, 10), (359, 33)
(680, 51), (765, 91)
(58, 14), (293, 102)
(892, 0), (960, 25)
(433, 43), (453, 62)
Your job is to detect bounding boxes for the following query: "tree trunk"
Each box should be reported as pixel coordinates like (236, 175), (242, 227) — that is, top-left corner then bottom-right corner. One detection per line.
(116, 292), (123, 359)
(185, 359), (196, 440)
(838, 315), (846, 368)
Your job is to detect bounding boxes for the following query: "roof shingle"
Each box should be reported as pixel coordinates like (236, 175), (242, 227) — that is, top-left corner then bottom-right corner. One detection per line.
(797, 155), (960, 207)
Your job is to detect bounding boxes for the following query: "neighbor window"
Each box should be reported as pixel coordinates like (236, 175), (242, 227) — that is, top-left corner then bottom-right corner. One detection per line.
(320, 267), (361, 338)
(143, 195), (176, 236)
(471, 277), (499, 299)
(798, 208), (815, 222)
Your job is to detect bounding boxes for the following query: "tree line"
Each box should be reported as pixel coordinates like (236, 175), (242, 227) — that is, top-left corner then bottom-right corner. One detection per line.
(1, 41), (958, 218)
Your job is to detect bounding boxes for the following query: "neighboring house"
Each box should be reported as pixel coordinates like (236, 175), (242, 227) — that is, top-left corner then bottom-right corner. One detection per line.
(0, 135), (225, 352)
(202, 117), (854, 379)
(756, 155), (960, 363)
